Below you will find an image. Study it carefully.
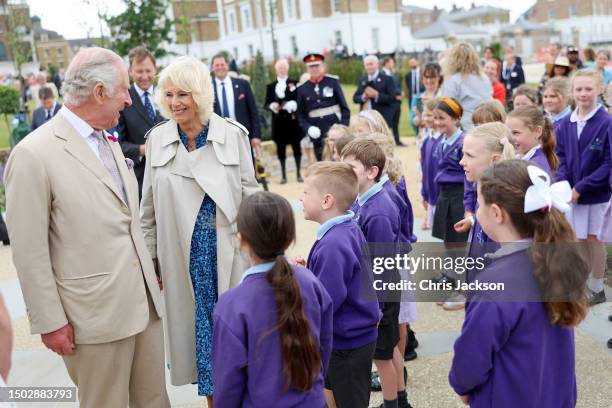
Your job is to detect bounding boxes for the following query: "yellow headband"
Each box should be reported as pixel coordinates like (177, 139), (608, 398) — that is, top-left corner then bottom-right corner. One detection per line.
(440, 97), (462, 118)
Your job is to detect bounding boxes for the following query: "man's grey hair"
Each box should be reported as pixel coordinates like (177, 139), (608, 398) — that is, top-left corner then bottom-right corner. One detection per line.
(364, 55), (379, 64)
(61, 48), (123, 106)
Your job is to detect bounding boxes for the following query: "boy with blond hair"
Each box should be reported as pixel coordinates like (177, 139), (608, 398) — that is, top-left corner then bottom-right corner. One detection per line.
(299, 161), (381, 408)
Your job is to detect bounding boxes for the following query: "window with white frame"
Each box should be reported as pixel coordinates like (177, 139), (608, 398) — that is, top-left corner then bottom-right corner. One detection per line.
(285, 0), (296, 19)
(547, 8), (556, 19)
(291, 35), (298, 56)
(228, 10), (237, 33)
(241, 5), (252, 30)
(368, 0), (376, 12)
(248, 44), (254, 58)
(331, 0), (341, 13)
(569, 4), (577, 17)
(334, 30), (343, 46)
(234, 47), (239, 60)
(371, 27), (379, 51)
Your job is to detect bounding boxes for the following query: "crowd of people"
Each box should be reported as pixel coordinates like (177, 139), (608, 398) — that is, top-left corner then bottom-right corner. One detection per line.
(0, 38), (611, 408)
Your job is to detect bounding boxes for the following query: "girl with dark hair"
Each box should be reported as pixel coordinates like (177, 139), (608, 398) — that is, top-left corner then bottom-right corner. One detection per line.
(449, 160), (588, 407)
(212, 191), (333, 407)
(507, 105), (559, 178)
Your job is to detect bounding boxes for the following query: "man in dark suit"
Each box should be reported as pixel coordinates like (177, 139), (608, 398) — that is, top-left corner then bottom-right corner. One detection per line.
(405, 57), (425, 110)
(117, 46), (164, 199)
(264, 58), (302, 184)
(30, 86), (61, 131)
(382, 56), (404, 146)
(352, 54), (397, 130)
(211, 53), (261, 148)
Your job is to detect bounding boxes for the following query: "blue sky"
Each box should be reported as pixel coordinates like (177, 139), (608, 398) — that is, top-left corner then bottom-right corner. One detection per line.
(28, 0), (536, 40)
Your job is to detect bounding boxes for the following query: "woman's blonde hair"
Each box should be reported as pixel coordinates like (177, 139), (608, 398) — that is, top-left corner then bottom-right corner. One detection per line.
(543, 76), (571, 100)
(363, 132), (404, 185)
(155, 56), (214, 125)
(444, 43), (482, 77)
(349, 110), (392, 138)
(472, 100), (507, 126)
(467, 122), (515, 161)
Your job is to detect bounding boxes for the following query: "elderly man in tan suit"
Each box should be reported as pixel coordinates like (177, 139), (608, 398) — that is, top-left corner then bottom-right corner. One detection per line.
(4, 47), (170, 408)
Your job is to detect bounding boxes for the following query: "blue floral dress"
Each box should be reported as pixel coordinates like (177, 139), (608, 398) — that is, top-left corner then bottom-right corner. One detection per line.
(178, 126), (218, 396)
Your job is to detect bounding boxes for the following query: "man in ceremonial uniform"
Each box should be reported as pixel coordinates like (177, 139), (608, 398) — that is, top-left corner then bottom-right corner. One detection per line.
(297, 53), (350, 161)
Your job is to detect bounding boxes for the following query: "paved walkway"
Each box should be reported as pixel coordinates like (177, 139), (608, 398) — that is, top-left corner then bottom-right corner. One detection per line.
(1, 138), (611, 407)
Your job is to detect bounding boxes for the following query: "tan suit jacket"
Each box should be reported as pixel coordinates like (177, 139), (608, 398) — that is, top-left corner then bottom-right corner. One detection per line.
(4, 113), (164, 345)
(140, 113), (259, 385)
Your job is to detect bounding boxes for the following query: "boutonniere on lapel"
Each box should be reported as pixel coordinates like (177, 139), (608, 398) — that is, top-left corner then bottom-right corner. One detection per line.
(238, 93), (245, 100)
(376, 77), (381, 83)
(107, 133), (118, 142)
(125, 158), (134, 170)
(288, 84), (296, 92)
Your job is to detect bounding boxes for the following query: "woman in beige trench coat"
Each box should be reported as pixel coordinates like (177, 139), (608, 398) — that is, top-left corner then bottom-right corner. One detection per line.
(140, 56), (259, 405)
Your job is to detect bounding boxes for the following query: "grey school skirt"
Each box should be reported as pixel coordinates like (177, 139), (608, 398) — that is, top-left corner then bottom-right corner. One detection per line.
(432, 184), (469, 242)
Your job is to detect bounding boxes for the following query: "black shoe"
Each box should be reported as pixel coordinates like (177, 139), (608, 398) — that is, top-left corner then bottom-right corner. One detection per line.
(370, 371), (381, 391)
(608, 338), (612, 349)
(589, 290), (606, 306)
(404, 349), (417, 361)
(297, 175), (304, 183)
(1, 239), (8, 246)
(280, 178), (287, 185)
(608, 314), (612, 322)
(395, 141), (406, 146)
(407, 327), (418, 349)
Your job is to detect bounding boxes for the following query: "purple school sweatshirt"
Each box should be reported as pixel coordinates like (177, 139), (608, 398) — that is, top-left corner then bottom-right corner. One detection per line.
(555, 107), (611, 204)
(421, 133), (442, 205)
(212, 265), (333, 408)
(384, 176), (417, 243)
(307, 219), (381, 350)
(354, 187), (401, 244)
(435, 132), (465, 186)
(449, 246), (577, 408)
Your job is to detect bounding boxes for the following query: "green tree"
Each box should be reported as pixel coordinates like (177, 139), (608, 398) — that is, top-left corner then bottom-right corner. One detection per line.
(250, 51), (270, 139)
(0, 86), (20, 135)
(106, 0), (174, 59)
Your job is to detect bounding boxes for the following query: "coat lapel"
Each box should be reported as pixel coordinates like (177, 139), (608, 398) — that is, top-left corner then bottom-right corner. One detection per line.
(54, 114), (128, 207)
(190, 115), (237, 222)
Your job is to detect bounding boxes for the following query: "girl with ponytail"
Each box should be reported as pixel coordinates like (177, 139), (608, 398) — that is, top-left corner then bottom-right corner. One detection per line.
(450, 160), (588, 407)
(507, 105), (558, 178)
(212, 191), (333, 407)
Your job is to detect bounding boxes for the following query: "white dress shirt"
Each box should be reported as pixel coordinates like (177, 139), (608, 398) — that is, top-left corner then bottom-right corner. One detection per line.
(215, 76), (236, 119)
(60, 106), (103, 163)
(134, 84), (157, 111)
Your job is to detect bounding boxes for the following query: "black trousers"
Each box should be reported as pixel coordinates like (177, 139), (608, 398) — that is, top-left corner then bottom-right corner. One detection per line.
(274, 137), (301, 161)
(325, 340), (377, 408)
(391, 103), (401, 144)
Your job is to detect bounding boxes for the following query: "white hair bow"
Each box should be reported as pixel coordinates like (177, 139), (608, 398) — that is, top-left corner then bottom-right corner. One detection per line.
(524, 165), (572, 214)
